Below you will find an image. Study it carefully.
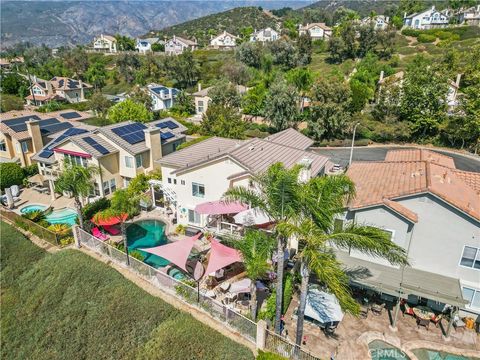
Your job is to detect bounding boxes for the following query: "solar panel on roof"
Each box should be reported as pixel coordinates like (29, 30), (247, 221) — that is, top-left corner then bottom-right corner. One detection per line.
(83, 136), (110, 155)
(3, 115), (41, 131)
(156, 122), (169, 129)
(60, 112), (81, 119)
(38, 150), (53, 158)
(37, 127), (89, 159)
(40, 122), (73, 135)
(111, 123), (147, 144)
(165, 120), (179, 129)
(160, 131), (175, 141)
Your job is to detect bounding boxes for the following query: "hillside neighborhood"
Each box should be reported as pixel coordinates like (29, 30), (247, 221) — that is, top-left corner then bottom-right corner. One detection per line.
(1, 1), (479, 360)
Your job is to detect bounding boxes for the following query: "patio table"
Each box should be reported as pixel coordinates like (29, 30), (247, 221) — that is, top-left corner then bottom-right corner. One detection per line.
(413, 306), (435, 320)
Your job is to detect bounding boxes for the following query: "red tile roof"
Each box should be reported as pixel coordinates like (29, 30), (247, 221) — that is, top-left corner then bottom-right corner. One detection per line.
(385, 149), (456, 169)
(383, 199), (418, 223)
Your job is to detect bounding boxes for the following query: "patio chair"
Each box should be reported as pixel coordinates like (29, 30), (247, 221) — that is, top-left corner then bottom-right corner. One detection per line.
(92, 227), (109, 241)
(103, 224), (121, 235)
(416, 317), (430, 330)
(323, 322), (338, 336)
(400, 299), (415, 317)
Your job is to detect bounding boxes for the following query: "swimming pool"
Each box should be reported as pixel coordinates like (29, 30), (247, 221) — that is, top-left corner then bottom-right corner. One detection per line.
(412, 349), (476, 360)
(369, 340), (410, 360)
(20, 205), (78, 226)
(126, 219), (169, 268)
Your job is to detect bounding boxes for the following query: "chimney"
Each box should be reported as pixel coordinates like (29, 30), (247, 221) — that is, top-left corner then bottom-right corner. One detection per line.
(26, 119), (43, 153)
(455, 73), (462, 87)
(46, 81), (53, 96)
(198, 83), (202, 92)
(79, 79), (85, 101)
(431, 5), (435, 11)
(144, 127), (162, 170)
(297, 157), (313, 183)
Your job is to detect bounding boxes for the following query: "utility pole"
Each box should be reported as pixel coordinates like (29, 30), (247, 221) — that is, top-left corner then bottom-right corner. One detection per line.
(348, 122), (360, 167)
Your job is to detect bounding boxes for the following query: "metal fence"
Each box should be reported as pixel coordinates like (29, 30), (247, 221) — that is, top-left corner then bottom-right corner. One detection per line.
(265, 329), (322, 360)
(76, 227), (257, 343)
(0, 208), (68, 246)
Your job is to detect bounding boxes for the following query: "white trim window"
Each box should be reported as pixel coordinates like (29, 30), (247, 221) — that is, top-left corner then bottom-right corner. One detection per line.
(135, 154), (143, 168)
(64, 154), (87, 167)
(125, 156), (134, 168)
(21, 141), (29, 153)
(462, 286), (480, 310)
(459, 246), (480, 270)
(188, 209), (201, 224)
(192, 182), (205, 198)
(0, 141), (6, 152)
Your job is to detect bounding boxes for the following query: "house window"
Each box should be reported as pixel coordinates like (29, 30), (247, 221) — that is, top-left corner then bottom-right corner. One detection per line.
(188, 209), (201, 224)
(123, 177), (131, 187)
(167, 178), (172, 184)
(173, 179), (177, 185)
(93, 182), (100, 196)
(103, 181), (111, 196)
(21, 141), (29, 153)
(460, 246), (480, 269)
(125, 156), (134, 168)
(181, 180), (185, 185)
(192, 182), (205, 198)
(110, 178), (116, 192)
(462, 287), (480, 309)
(197, 100), (204, 113)
(0, 141), (6, 152)
(135, 154), (143, 168)
(64, 154), (87, 167)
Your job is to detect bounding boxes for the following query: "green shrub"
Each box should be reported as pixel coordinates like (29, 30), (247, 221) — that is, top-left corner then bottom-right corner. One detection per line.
(401, 28), (420, 37)
(0, 94), (24, 112)
(257, 351), (288, 360)
(175, 224), (186, 235)
(37, 101), (67, 113)
(0, 163), (24, 190)
(258, 273), (295, 321)
(22, 164), (39, 178)
(417, 34), (436, 43)
(82, 197), (111, 221)
(21, 209), (46, 223)
(59, 236), (74, 247)
(129, 250), (144, 261)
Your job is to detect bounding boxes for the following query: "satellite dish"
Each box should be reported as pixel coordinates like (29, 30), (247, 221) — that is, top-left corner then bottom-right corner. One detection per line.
(193, 261), (205, 281)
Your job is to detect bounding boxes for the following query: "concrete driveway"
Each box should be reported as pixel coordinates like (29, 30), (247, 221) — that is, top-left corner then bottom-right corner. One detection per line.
(313, 146), (480, 173)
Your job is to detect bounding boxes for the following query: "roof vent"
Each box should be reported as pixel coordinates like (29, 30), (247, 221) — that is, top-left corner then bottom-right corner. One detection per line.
(248, 145), (255, 151)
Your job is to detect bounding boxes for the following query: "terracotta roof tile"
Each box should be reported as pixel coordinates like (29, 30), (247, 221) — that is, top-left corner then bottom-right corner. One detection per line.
(385, 149), (456, 169)
(383, 199), (418, 223)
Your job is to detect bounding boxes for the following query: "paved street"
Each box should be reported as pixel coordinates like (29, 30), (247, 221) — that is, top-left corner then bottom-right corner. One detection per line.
(313, 146), (480, 173)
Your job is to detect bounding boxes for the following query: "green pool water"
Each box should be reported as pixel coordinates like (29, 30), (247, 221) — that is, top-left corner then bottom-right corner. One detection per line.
(412, 349), (478, 360)
(126, 219), (169, 268)
(369, 340), (410, 360)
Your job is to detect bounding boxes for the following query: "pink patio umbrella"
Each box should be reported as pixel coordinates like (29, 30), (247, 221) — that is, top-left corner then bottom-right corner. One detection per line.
(139, 232), (202, 272)
(195, 200), (248, 215)
(204, 238), (242, 276)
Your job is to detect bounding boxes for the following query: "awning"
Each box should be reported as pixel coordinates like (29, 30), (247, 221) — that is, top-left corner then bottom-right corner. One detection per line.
(305, 287), (344, 324)
(229, 278), (252, 294)
(204, 238), (242, 276)
(233, 207), (272, 226)
(139, 232), (202, 271)
(195, 200), (247, 215)
(336, 251), (468, 307)
(92, 213), (128, 226)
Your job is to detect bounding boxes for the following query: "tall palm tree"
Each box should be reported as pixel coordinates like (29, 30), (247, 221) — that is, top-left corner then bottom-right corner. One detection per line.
(224, 163), (304, 333)
(55, 163), (98, 229)
(230, 229), (275, 320)
(280, 175), (409, 347)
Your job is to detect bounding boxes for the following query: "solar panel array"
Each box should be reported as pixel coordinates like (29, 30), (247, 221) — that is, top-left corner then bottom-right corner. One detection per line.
(38, 128), (89, 159)
(160, 131), (175, 141)
(156, 120), (179, 130)
(3, 115), (41, 132)
(2, 115), (73, 135)
(60, 112), (82, 119)
(111, 123), (147, 144)
(82, 136), (110, 155)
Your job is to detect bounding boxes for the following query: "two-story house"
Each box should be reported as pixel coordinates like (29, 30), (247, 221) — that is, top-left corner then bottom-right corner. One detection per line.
(209, 31), (239, 49)
(93, 34), (117, 53)
(340, 149), (480, 318)
(26, 76), (93, 105)
(459, 5), (480, 25)
(403, 6), (450, 29)
(135, 39), (152, 54)
(154, 129), (331, 232)
(250, 27), (279, 42)
(192, 83), (248, 116)
(361, 15), (390, 30)
(0, 110), (93, 166)
(298, 23), (332, 40)
(146, 83), (179, 111)
(164, 36), (198, 55)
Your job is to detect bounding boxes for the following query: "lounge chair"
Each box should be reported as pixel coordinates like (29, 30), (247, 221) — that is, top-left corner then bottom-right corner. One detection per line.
(103, 224), (121, 235)
(92, 227), (109, 241)
(416, 317), (430, 330)
(401, 299), (415, 317)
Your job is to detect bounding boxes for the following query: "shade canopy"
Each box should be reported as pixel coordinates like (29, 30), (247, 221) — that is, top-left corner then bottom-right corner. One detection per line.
(304, 287), (344, 325)
(139, 232), (202, 272)
(92, 213), (128, 226)
(229, 278), (252, 294)
(204, 238), (242, 276)
(195, 200), (247, 215)
(233, 207), (272, 226)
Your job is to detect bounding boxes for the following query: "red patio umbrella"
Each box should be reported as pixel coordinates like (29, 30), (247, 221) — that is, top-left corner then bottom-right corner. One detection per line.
(91, 213), (128, 226)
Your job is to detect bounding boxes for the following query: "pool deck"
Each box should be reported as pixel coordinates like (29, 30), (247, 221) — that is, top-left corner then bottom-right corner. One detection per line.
(13, 187), (75, 214)
(282, 295), (480, 360)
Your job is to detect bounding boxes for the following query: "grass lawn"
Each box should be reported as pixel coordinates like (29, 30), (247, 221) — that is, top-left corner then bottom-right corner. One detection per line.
(0, 221), (254, 360)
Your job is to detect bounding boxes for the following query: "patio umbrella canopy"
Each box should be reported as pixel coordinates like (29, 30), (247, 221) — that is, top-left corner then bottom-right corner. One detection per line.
(204, 238), (242, 276)
(92, 213), (128, 226)
(233, 207), (272, 226)
(304, 287), (344, 325)
(139, 232), (202, 271)
(195, 200), (247, 215)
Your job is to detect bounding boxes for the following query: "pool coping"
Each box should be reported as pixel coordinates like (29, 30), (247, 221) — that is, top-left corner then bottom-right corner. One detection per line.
(359, 331), (480, 359)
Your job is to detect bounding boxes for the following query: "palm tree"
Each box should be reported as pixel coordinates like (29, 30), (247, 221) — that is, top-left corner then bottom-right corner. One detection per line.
(280, 175), (409, 347)
(230, 229), (275, 320)
(55, 164), (98, 229)
(224, 163), (304, 333)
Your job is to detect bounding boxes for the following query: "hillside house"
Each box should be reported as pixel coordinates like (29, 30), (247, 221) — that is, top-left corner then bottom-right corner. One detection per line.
(145, 83), (179, 111)
(165, 36), (197, 55)
(192, 83), (248, 116)
(403, 6), (450, 29)
(298, 23), (332, 40)
(459, 5), (480, 25)
(26, 76), (92, 105)
(341, 149), (480, 319)
(249, 27), (279, 42)
(361, 15), (390, 30)
(135, 39), (152, 54)
(93, 34), (117, 53)
(209, 31), (239, 49)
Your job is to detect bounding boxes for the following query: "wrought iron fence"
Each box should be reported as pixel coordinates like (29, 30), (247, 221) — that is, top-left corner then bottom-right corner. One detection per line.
(265, 329), (321, 360)
(76, 227), (257, 343)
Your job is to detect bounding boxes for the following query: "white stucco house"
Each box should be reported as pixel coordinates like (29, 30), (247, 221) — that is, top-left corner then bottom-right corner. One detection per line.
(164, 35), (198, 55)
(93, 34), (117, 53)
(403, 6), (450, 29)
(459, 5), (480, 25)
(135, 39), (152, 54)
(298, 23), (332, 40)
(250, 27), (279, 42)
(209, 31), (239, 49)
(361, 15), (390, 30)
(145, 83), (179, 111)
(341, 149), (480, 320)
